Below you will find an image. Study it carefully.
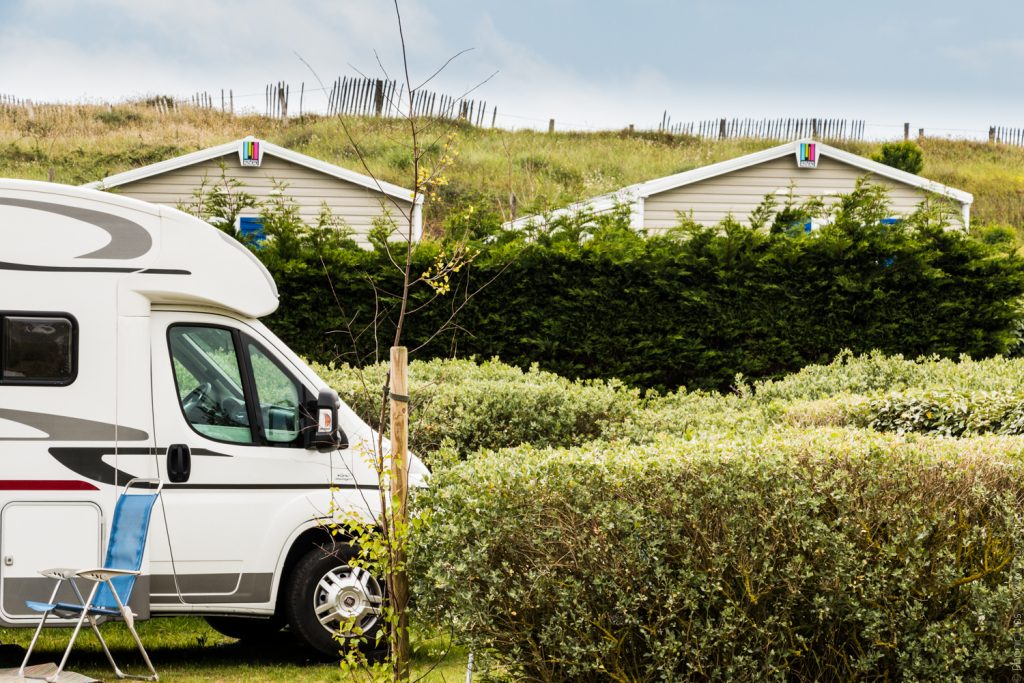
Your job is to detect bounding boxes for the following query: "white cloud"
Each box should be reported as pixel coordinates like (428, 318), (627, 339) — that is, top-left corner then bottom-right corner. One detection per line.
(0, 0), (447, 107)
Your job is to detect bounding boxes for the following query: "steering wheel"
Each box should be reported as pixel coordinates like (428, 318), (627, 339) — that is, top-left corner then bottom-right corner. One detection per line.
(220, 395), (248, 425)
(182, 382), (213, 414)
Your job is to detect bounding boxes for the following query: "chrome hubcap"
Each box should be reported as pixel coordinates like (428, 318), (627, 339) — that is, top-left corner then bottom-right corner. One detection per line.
(312, 565), (383, 637)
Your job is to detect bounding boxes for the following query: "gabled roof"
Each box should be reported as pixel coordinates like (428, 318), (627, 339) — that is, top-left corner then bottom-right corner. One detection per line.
(506, 139), (972, 230)
(82, 138), (421, 206)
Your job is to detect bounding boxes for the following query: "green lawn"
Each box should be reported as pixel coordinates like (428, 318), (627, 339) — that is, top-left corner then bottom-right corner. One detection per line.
(0, 617), (471, 682)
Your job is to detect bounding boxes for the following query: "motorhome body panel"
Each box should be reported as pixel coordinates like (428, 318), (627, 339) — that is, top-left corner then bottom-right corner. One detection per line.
(0, 181), (407, 635)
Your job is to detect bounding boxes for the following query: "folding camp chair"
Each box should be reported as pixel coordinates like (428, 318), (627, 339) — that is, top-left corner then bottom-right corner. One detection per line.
(19, 478), (162, 682)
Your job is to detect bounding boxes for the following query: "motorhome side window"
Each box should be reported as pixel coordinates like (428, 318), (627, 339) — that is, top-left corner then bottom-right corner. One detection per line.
(0, 314), (76, 385)
(168, 325), (303, 447)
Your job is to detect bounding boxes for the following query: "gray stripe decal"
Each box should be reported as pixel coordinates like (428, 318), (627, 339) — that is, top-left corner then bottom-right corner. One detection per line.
(150, 573), (273, 604)
(0, 409), (149, 442)
(2, 575), (150, 622)
(0, 261), (189, 275)
(0, 198), (153, 260)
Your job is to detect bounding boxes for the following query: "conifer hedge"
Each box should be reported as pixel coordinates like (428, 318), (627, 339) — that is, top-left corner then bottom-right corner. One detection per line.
(265, 185), (1024, 390)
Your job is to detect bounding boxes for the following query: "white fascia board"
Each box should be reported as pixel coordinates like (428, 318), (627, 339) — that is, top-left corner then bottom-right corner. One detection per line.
(503, 186), (641, 230)
(636, 140), (799, 198)
(412, 194), (424, 241)
(82, 139), (418, 205)
(816, 142), (973, 205)
(636, 139), (973, 207)
(263, 142), (416, 203)
(81, 140), (240, 190)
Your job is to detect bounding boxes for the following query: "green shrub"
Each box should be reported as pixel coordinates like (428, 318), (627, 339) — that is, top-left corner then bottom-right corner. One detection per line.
(411, 431), (1024, 681)
(754, 349), (1024, 402)
(872, 141), (925, 175)
(314, 357), (640, 462)
(854, 388), (1024, 436)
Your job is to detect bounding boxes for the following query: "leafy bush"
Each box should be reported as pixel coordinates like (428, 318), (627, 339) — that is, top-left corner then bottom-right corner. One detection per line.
(314, 357), (639, 463)
(753, 349), (1024, 402)
(411, 431), (1024, 682)
(854, 388), (1024, 436)
(872, 141), (925, 175)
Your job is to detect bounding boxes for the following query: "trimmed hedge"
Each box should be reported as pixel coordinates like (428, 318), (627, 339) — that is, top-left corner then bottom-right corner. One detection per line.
(313, 357), (639, 463)
(268, 186), (1024, 391)
(754, 349), (1024, 402)
(411, 431), (1024, 682)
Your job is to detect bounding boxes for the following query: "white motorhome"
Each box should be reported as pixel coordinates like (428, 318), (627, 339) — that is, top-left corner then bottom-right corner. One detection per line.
(0, 179), (421, 656)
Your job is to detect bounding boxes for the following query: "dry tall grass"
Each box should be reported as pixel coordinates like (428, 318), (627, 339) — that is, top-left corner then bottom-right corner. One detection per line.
(3, 102), (1023, 232)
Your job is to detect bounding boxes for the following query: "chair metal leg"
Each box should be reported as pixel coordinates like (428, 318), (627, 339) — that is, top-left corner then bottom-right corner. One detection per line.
(107, 580), (158, 681)
(49, 583), (101, 682)
(87, 614), (122, 676)
(19, 578), (63, 679)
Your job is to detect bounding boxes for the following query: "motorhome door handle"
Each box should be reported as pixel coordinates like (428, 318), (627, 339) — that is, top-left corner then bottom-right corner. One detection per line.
(167, 444), (191, 483)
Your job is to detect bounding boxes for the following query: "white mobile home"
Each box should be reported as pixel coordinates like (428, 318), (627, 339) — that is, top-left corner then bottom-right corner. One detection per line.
(0, 179), (423, 656)
(84, 137), (423, 246)
(506, 139), (973, 232)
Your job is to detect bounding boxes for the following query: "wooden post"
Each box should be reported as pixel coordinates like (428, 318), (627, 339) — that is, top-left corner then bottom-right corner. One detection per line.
(989, 126), (996, 143)
(904, 122), (910, 141)
(230, 89), (234, 114)
(374, 79), (385, 117)
(918, 128), (924, 140)
(628, 123), (634, 133)
(548, 118), (555, 133)
(389, 346), (411, 682)
(491, 105), (497, 128)
(718, 117), (726, 139)
(299, 82), (304, 119)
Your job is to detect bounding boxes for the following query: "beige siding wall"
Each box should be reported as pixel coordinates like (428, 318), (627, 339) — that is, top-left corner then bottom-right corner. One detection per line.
(643, 155), (958, 233)
(112, 154), (412, 246)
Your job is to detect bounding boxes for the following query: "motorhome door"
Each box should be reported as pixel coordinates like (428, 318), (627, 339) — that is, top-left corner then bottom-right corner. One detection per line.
(147, 310), (332, 607)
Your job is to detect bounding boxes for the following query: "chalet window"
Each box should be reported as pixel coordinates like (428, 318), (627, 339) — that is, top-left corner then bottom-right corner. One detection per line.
(237, 216), (266, 245)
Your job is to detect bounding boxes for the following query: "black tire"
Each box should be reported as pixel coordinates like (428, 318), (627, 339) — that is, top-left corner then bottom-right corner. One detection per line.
(204, 615), (285, 642)
(284, 544), (386, 659)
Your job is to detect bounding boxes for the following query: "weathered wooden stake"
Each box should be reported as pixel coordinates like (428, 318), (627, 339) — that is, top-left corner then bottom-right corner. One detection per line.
(389, 346), (411, 682)
(548, 118), (555, 133)
(904, 122), (910, 141)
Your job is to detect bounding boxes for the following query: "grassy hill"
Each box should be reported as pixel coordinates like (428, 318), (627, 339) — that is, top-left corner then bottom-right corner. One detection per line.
(3, 102), (1024, 235)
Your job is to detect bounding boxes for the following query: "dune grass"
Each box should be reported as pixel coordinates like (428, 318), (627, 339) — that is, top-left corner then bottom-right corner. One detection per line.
(0, 616), (473, 682)
(3, 102), (1024, 234)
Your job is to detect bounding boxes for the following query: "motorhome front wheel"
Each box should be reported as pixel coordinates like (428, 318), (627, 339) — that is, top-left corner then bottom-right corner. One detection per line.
(285, 544), (386, 658)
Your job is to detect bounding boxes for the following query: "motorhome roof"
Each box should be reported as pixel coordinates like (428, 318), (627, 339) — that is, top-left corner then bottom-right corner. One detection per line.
(0, 179), (279, 318)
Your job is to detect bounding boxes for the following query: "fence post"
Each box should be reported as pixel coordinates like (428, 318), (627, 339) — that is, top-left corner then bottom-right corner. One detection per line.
(989, 126), (996, 143)
(548, 118), (555, 133)
(492, 106), (497, 128)
(918, 128), (924, 140)
(904, 122), (909, 141)
(374, 79), (385, 117)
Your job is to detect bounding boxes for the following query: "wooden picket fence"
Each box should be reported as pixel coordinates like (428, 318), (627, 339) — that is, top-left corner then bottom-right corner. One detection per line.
(989, 125), (1024, 146)
(322, 77), (495, 126)
(659, 115), (866, 141)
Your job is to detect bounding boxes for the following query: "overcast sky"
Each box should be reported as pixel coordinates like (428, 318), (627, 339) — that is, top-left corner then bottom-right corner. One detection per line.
(2, 0), (1022, 139)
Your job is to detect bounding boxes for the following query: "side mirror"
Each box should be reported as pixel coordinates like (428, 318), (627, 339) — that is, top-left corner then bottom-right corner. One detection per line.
(306, 387), (347, 451)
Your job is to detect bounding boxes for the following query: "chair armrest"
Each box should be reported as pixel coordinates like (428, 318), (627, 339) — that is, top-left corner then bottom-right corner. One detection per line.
(75, 568), (142, 582)
(38, 568), (79, 580)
